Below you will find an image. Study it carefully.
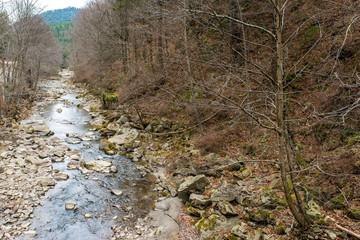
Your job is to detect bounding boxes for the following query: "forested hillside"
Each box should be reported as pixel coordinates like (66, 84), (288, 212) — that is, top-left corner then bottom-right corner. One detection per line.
(41, 7), (80, 67)
(70, 0), (360, 238)
(41, 7), (79, 24)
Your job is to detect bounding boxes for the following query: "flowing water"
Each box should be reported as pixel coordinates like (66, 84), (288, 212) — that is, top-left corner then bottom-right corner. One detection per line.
(20, 77), (155, 240)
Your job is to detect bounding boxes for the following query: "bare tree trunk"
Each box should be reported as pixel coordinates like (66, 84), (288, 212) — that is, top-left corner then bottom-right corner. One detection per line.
(183, 0), (203, 134)
(274, 0), (309, 228)
(157, 0), (164, 74)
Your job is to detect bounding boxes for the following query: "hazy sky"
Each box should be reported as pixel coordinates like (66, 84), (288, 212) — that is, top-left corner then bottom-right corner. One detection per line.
(37, 0), (88, 11)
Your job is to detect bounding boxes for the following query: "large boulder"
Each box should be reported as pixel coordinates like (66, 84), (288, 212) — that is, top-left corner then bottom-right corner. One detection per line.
(108, 128), (139, 146)
(178, 175), (210, 202)
(211, 184), (240, 202)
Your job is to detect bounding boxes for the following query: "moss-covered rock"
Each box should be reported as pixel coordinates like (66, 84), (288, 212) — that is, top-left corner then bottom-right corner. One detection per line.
(249, 209), (274, 224)
(275, 224), (286, 235)
(195, 214), (226, 239)
(306, 200), (324, 221)
(347, 208), (360, 220)
(186, 206), (203, 217)
(102, 92), (118, 109)
(330, 194), (347, 210)
(206, 232), (225, 240)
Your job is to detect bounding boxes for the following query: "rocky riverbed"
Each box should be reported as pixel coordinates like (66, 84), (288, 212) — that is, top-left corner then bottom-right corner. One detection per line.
(0, 72), (182, 240)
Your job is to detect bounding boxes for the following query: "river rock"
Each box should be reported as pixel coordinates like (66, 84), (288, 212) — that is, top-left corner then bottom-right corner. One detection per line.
(111, 189), (123, 196)
(178, 175), (210, 202)
(25, 156), (49, 166)
(53, 173), (69, 181)
(85, 160), (114, 173)
(33, 125), (51, 135)
(108, 128), (139, 146)
(99, 139), (111, 150)
(67, 160), (81, 170)
(39, 177), (56, 186)
(24, 230), (37, 236)
(65, 202), (77, 210)
(218, 201), (238, 216)
(211, 183), (240, 202)
(189, 193), (212, 209)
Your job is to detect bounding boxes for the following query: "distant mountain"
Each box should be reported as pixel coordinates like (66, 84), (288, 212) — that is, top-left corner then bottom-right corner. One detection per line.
(41, 7), (80, 24)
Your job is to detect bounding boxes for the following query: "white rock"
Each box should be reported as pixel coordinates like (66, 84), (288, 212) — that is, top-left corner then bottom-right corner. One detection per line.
(65, 202), (77, 210)
(111, 189), (123, 196)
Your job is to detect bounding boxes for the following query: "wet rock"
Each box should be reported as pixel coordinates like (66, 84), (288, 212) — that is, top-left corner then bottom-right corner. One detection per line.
(24, 230), (37, 236)
(218, 201), (238, 216)
(66, 132), (78, 138)
(56, 108), (62, 113)
(65, 202), (77, 210)
(178, 175), (210, 202)
(111, 189), (123, 196)
(67, 160), (85, 170)
(70, 154), (81, 161)
(33, 125), (51, 135)
(211, 184), (240, 202)
(40, 177), (56, 187)
(99, 139), (112, 150)
(85, 160), (114, 173)
(108, 128), (139, 146)
(189, 193), (212, 209)
(53, 173), (69, 181)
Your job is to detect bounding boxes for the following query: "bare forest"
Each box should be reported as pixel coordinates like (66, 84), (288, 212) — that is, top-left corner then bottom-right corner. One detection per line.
(1, 0), (360, 239)
(0, 0), (61, 119)
(70, 0), (360, 238)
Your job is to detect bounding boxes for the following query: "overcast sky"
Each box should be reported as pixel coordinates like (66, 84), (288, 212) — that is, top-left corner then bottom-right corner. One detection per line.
(37, 0), (88, 11)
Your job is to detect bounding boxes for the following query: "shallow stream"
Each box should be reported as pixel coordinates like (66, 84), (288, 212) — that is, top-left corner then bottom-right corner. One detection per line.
(19, 77), (155, 239)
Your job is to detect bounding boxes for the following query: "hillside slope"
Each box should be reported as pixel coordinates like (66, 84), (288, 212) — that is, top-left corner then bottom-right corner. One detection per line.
(41, 7), (80, 24)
